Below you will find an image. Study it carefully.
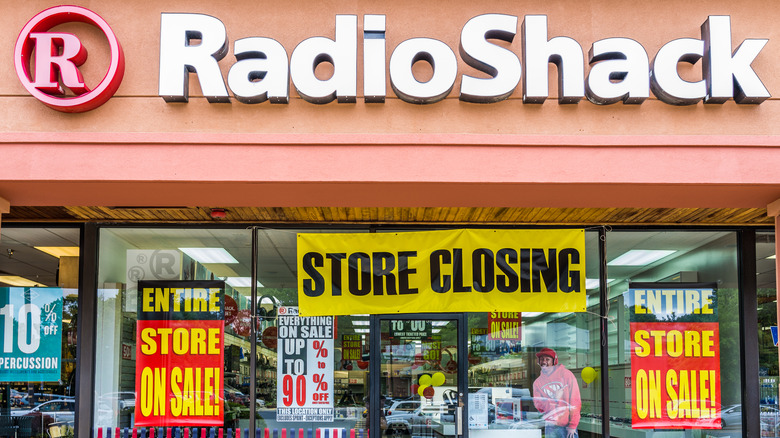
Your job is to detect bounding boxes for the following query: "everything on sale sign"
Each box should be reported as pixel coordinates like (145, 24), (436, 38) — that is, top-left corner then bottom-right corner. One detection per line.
(135, 280), (225, 427)
(628, 283), (721, 429)
(276, 306), (334, 422)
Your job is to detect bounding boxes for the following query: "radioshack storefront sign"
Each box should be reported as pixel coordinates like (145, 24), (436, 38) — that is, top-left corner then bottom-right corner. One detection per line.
(159, 14), (769, 105)
(297, 229), (586, 316)
(16, 7), (769, 112)
(14, 6), (124, 113)
(135, 280), (225, 427)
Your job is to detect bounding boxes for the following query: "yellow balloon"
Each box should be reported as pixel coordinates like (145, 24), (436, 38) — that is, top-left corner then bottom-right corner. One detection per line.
(419, 374), (432, 386)
(418, 385), (429, 397)
(432, 372), (446, 387)
(582, 367), (597, 384)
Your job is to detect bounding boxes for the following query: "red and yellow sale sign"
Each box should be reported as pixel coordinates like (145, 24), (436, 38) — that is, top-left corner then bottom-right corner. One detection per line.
(135, 281), (225, 427)
(629, 284), (721, 429)
(488, 312), (521, 340)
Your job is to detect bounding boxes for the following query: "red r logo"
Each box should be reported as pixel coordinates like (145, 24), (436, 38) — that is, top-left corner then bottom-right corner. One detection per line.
(14, 6), (125, 113)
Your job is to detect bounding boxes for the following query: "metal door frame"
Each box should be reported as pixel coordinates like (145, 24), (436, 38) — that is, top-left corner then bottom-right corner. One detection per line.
(369, 313), (468, 438)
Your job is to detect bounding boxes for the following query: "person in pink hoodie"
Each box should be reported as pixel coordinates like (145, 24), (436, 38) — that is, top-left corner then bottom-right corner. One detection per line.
(532, 348), (581, 438)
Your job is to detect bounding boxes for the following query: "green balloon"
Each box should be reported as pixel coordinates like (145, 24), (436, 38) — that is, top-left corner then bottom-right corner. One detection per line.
(418, 384), (429, 397)
(432, 372), (446, 387)
(419, 374), (432, 386)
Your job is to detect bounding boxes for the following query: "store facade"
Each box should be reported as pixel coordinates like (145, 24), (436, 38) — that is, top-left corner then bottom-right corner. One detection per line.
(1, 1), (780, 438)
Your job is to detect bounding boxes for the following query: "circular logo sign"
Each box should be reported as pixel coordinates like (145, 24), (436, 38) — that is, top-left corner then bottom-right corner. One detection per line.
(14, 6), (125, 113)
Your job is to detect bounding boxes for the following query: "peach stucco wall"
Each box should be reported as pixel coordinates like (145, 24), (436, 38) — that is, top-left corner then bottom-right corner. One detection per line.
(1, 0), (780, 208)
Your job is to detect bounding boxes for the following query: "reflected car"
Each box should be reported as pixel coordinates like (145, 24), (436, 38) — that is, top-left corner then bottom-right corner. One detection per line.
(225, 385), (249, 405)
(720, 404), (741, 428)
(386, 405), (447, 437)
(386, 400), (421, 417)
(15, 393), (73, 409)
(20, 400), (76, 424)
(98, 392), (136, 411)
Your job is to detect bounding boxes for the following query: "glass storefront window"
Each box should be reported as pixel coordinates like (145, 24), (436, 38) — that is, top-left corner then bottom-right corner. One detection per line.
(85, 225), (762, 438)
(256, 229), (368, 434)
(95, 228), (253, 429)
(466, 230), (601, 438)
(757, 232), (779, 437)
(0, 227), (80, 437)
(607, 231), (740, 436)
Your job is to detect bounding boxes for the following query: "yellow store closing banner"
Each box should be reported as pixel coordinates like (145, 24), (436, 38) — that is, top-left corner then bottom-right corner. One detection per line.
(297, 229), (585, 316)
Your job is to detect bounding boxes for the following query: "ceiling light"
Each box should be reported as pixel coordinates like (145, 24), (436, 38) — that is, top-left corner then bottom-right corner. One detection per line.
(35, 247), (80, 258)
(768, 254), (776, 260)
(585, 278), (615, 289)
(354, 328), (370, 333)
(0, 276), (41, 287)
(225, 277), (263, 288)
(352, 320), (370, 326)
(179, 248), (238, 264)
(521, 312), (543, 317)
(608, 250), (676, 266)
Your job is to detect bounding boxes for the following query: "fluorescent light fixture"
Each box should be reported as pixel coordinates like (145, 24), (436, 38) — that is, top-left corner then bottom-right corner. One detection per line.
(522, 312), (543, 317)
(432, 329), (441, 334)
(768, 254), (776, 260)
(179, 248), (238, 264)
(432, 321), (449, 327)
(225, 277), (263, 288)
(608, 250), (676, 266)
(0, 276), (41, 287)
(352, 320), (370, 326)
(354, 328), (370, 333)
(585, 278), (615, 289)
(35, 246), (80, 258)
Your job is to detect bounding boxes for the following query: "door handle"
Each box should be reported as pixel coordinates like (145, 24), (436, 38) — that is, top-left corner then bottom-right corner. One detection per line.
(456, 406), (463, 436)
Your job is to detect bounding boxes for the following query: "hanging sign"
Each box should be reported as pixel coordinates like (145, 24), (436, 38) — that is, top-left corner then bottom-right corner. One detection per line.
(276, 306), (335, 422)
(0, 287), (63, 382)
(298, 229), (585, 316)
(488, 312), (522, 340)
(134, 280), (225, 427)
(628, 283), (721, 429)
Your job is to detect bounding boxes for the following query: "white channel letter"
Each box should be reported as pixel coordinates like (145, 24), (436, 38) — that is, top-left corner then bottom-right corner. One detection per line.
(159, 13), (229, 103)
(650, 38), (705, 105)
(227, 37), (290, 104)
(363, 15), (387, 103)
(389, 38), (458, 104)
(290, 15), (358, 104)
(459, 14), (521, 103)
(521, 15), (584, 104)
(701, 15), (770, 104)
(586, 38), (649, 105)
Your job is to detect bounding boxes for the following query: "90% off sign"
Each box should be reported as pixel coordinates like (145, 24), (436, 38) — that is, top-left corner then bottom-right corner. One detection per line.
(281, 341), (330, 406)
(276, 310), (334, 422)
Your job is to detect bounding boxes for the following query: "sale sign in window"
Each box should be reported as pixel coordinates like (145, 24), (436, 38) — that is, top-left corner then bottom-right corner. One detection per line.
(135, 280), (225, 427)
(276, 306), (334, 422)
(628, 283), (721, 429)
(488, 312), (522, 340)
(0, 287), (62, 382)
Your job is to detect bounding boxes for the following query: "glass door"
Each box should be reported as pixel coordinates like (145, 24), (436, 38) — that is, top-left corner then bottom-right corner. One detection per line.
(372, 315), (465, 438)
